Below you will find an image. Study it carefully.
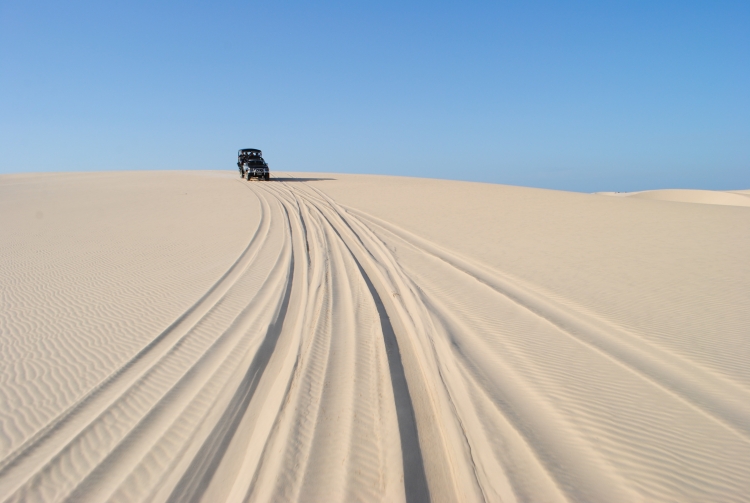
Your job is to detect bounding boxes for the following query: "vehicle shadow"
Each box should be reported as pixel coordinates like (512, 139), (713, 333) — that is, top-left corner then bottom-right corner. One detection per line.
(271, 177), (336, 182)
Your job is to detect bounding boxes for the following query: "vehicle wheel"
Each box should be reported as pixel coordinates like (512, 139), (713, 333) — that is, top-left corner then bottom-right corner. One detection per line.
(265, 174), (270, 181)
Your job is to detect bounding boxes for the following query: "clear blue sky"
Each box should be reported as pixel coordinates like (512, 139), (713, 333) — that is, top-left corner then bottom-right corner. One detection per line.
(1, 1), (748, 192)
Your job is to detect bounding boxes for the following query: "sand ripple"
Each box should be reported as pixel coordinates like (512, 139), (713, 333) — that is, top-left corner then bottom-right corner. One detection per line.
(1, 172), (748, 502)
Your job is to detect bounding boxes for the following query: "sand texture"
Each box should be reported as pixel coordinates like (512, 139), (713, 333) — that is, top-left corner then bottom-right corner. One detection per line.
(597, 188), (750, 207)
(1, 171), (749, 502)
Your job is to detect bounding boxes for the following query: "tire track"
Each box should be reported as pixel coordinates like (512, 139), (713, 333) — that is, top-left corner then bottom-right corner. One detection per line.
(294, 181), (750, 502)
(344, 204), (750, 442)
(295, 186), (486, 502)
(3, 174), (747, 502)
(166, 253), (294, 503)
(281, 183), (430, 501)
(0, 175), (266, 466)
(241, 183), (411, 503)
(354, 259), (430, 503)
(0, 187), (270, 483)
(0, 188), (291, 502)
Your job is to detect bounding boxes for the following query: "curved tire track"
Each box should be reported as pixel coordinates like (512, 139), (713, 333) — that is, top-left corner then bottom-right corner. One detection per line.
(2, 176), (748, 503)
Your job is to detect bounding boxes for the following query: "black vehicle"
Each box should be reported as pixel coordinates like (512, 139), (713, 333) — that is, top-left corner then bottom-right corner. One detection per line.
(237, 148), (270, 181)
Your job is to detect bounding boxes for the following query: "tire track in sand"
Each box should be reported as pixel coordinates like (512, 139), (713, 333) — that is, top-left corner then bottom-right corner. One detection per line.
(297, 182), (750, 502)
(1, 187), (291, 502)
(240, 182), (425, 503)
(0, 187), (271, 484)
(3, 174), (747, 502)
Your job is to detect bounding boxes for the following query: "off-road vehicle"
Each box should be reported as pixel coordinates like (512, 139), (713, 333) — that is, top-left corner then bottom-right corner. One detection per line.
(238, 149), (270, 181)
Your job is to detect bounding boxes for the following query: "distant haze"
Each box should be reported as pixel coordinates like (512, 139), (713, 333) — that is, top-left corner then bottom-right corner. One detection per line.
(1, 1), (748, 192)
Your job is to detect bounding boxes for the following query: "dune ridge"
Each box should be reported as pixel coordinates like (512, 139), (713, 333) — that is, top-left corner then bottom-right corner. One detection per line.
(598, 188), (750, 207)
(1, 171), (748, 502)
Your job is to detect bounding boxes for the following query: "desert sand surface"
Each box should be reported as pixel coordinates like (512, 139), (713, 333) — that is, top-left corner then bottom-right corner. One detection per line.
(1, 170), (749, 502)
(597, 188), (750, 207)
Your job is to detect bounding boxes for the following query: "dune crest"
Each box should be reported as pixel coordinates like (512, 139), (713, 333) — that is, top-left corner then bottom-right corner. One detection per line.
(1, 171), (749, 502)
(599, 188), (750, 207)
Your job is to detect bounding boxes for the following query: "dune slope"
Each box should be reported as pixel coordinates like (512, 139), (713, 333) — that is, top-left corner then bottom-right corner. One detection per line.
(1, 171), (749, 502)
(598, 188), (750, 207)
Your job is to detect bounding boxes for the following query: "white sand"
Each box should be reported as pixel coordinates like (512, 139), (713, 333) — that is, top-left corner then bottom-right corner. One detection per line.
(1, 171), (749, 502)
(597, 188), (750, 207)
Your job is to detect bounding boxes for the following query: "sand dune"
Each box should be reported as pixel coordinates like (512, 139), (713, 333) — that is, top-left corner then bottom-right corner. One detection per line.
(598, 188), (750, 207)
(1, 171), (749, 502)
